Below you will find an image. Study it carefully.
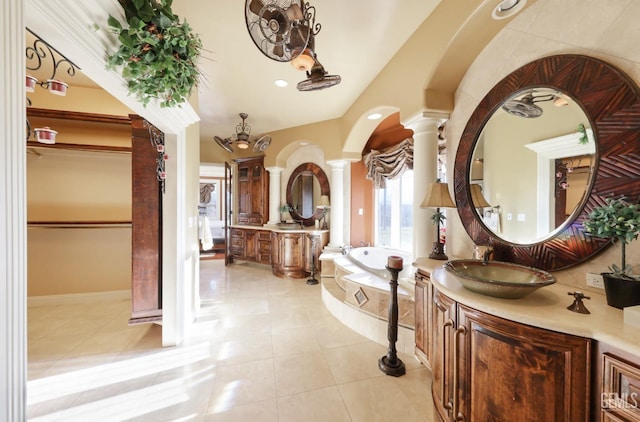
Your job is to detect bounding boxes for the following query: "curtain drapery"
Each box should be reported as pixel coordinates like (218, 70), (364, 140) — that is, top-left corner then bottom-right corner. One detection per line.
(363, 138), (414, 188)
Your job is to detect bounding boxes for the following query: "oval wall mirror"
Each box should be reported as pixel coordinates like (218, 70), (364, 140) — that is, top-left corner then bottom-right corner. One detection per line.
(286, 162), (330, 226)
(454, 54), (640, 271)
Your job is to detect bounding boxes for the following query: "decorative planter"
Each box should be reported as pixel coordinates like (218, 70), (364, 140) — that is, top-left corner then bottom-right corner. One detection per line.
(26, 75), (38, 92)
(33, 127), (57, 144)
(47, 79), (68, 96)
(602, 273), (640, 309)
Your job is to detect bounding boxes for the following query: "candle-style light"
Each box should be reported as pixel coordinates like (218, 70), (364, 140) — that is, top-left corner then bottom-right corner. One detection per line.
(379, 255), (406, 377)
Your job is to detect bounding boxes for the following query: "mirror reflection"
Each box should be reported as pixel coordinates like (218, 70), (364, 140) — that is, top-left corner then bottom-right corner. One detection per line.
(470, 88), (596, 244)
(290, 172), (322, 218)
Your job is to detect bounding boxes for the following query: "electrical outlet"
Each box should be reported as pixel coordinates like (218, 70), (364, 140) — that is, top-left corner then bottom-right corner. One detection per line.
(586, 272), (604, 289)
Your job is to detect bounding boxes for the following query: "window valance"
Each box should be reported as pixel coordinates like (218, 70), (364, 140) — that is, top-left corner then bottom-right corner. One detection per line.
(364, 137), (414, 188)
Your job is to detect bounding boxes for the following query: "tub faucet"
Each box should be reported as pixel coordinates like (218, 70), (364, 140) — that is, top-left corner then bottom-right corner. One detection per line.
(340, 245), (352, 255)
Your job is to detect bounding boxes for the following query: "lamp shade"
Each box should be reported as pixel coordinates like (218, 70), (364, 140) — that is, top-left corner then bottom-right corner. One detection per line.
(470, 184), (491, 208)
(317, 195), (330, 208)
(420, 182), (455, 208)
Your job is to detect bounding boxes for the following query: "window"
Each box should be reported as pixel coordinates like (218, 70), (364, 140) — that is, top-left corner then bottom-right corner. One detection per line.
(374, 169), (413, 252)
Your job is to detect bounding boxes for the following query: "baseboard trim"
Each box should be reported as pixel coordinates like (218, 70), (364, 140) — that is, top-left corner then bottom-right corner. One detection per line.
(28, 290), (131, 307)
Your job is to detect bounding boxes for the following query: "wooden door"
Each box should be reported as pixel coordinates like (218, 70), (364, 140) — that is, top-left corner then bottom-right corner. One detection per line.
(225, 161), (233, 265)
(457, 303), (591, 422)
(129, 115), (162, 325)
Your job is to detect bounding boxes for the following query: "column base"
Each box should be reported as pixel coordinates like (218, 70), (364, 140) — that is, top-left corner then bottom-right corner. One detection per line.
(378, 355), (406, 377)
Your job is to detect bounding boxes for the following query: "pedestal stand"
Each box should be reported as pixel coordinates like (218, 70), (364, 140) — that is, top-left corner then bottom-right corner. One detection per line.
(378, 264), (406, 377)
(306, 234), (318, 285)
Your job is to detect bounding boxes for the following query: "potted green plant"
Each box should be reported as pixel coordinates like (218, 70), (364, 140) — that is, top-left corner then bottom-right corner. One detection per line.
(106, 0), (202, 108)
(583, 196), (640, 309)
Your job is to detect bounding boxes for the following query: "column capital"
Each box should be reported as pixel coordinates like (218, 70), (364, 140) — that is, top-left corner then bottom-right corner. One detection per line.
(404, 111), (449, 135)
(326, 159), (347, 169)
(265, 166), (284, 174)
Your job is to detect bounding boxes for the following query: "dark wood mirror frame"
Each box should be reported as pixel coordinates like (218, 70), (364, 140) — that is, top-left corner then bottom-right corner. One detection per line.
(286, 162), (330, 226)
(454, 54), (640, 271)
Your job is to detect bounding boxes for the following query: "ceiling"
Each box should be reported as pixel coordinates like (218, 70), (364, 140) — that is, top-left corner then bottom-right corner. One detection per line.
(175, 0), (440, 142)
(29, 1), (442, 145)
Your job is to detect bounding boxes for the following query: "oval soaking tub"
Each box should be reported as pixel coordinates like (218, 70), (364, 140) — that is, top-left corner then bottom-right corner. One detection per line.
(347, 246), (414, 282)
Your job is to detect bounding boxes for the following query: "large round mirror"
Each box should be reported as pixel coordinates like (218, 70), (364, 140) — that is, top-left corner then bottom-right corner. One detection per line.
(455, 54), (640, 271)
(286, 162), (330, 226)
(470, 87), (596, 244)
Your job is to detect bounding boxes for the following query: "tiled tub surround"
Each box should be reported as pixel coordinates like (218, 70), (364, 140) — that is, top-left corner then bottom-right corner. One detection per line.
(319, 252), (416, 355)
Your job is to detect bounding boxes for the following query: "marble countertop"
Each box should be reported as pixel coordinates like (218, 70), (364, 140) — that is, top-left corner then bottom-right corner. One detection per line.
(419, 262), (640, 358)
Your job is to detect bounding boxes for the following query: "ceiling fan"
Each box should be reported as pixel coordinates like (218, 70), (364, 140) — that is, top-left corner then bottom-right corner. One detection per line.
(213, 113), (272, 153)
(245, 0), (311, 63)
(502, 90), (568, 118)
(244, 0), (341, 91)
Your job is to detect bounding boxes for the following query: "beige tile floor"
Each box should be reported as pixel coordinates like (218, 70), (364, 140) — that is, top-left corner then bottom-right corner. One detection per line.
(27, 259), (434, 421)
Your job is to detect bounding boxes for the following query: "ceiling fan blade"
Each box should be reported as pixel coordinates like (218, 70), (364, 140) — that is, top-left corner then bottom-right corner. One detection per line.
(248, 0), (265, 17)
(273, 35), (284, 57)
(214, 136), (233, 153)
(253, 135), (272, 153)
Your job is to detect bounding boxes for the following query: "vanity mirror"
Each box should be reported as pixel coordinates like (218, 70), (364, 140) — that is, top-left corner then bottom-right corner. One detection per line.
(454, 54), (640, 271)
(286, 162), (330, 226)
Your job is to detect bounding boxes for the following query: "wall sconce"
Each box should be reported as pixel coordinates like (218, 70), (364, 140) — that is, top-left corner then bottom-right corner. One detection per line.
(420, 181), (456, 260)
(25, 28), (79, 144)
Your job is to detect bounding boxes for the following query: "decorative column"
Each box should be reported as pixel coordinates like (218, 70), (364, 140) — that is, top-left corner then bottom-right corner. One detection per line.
(2, 0), (27, 419)
(409, 112), (448, 259)
(266, 166), (283, 225)
(327, 160), (347, 248)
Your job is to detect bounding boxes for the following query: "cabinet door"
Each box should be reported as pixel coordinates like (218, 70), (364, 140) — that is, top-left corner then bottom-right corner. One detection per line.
(457, 304), (591, 422)
(432, 289), (457, 421)
(245, 231), (256, 261)
(602, 353), (640, 422)
(281, 232), (305, 270)
(414, 271), (431, 366)
(237, 175), (251, 224)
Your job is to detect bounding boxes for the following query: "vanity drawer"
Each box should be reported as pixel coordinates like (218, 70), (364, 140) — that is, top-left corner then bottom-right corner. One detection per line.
(257, 231), (271, 241)
(231, 229), (245, 238)
(602, 353), (640, 422)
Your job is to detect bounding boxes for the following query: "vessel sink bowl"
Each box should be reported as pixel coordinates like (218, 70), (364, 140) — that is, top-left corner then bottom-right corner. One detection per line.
(277, 223), (301, 230)
(444, 259), (556, 299)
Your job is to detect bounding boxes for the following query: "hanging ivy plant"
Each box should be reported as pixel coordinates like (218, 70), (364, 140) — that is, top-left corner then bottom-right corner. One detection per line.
(106, 0), (202, 108)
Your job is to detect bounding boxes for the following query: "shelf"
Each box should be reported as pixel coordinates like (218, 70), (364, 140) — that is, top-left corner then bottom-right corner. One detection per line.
(27, 221), (131, 228)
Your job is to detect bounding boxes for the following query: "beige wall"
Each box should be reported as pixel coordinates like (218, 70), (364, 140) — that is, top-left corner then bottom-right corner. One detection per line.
(447, 0), (640, 292)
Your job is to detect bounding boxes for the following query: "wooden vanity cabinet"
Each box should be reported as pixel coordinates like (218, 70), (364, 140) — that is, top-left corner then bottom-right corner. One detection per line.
(432, 288), (591, 422)
(230, 228), (271, 264)
(271, 231), (328, 278)
(235, 156), (268, 226)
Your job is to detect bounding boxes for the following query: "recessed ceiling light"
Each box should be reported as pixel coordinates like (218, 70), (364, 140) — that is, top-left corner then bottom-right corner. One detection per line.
(300, 141), (309, 146)
(492, 0), (527, 20)
(275, 79), (288, 87)
(367, 113), (382, 120)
